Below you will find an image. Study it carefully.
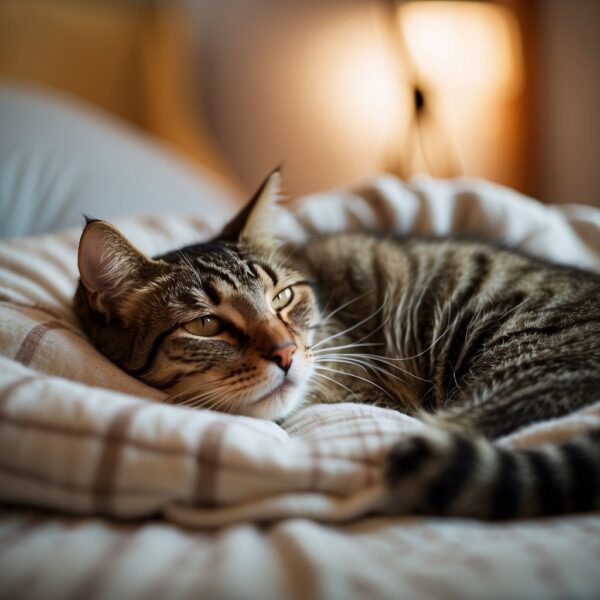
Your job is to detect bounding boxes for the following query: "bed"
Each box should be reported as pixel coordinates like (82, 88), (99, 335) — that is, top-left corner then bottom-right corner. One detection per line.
(1, 83), (599, 600)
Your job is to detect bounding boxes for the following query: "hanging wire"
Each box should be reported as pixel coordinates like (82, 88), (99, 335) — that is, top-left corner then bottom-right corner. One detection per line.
(378, 0), (463, 178)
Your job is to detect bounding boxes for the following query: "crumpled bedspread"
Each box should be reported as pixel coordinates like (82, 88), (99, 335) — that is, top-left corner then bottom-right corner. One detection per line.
(1, 175), (599, 599)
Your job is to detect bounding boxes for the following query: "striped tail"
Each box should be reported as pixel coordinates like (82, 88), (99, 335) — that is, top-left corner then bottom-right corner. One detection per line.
(384, 428), (600, 519)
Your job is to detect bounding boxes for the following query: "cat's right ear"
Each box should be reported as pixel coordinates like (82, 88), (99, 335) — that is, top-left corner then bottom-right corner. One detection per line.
(77, 220), (153, 320)
(218, 166), (283, 243)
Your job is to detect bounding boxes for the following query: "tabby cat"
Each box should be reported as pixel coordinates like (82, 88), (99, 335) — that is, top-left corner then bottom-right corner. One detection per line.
(74, 169), (600, 519)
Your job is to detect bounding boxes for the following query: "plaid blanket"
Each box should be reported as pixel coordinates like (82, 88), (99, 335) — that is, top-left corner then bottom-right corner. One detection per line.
(1, 176), (599, 598)
(2, 175), (600, 525)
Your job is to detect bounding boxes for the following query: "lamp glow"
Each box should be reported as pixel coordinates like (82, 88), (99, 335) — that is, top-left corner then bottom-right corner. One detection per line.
(398, 1), (524, 99)
(390, 1), (526, 184)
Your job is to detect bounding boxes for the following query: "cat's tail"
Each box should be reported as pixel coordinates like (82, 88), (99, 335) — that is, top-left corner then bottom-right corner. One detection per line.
(384, 427), (600, 519)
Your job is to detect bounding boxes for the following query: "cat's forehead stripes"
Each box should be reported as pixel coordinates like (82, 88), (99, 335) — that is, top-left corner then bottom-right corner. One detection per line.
(250, 261), (279, 286)
(172, 244), (283, 296)
(200, 279), (221, 305)
(188, 258), (241, 290)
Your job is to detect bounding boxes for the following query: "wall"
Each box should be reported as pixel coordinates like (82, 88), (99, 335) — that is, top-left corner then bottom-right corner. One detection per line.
(189, 0), (407, 197)
(187, 0), (599, 205)
(535, 0), (600, 206)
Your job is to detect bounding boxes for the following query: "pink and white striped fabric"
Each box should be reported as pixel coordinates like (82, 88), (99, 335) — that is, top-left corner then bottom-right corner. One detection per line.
(1, 176), (599, 599)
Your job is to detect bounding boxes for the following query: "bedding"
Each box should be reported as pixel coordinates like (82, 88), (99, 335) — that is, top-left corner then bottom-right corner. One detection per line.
(1, 175), (600, 599)
(0, 82), (241, 238)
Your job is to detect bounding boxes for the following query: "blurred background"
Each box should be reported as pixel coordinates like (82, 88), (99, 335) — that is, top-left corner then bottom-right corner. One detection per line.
(1, 0), (598, 206)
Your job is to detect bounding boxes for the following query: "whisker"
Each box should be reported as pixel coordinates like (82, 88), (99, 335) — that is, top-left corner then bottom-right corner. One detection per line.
(269, 239), (305, 270)
(205, 392), (235, 413)
(189, 386), (232, 410)
(316, 352), (431, 383)
(312, 342), (384, 355)
(319, 290), (373, 325)
(179, 389), (220, 407)
(311, 304), (386, 350)
(315, 356), (371, 374)
(451, 363), (463, 394)
(175, 380), (235, 408)
(325, 318), (454, 365)
(315, 354), (429, 385)
(310, 372), (359, 402)
(313, 364), (397, 402)
(165, 375), (229, 403)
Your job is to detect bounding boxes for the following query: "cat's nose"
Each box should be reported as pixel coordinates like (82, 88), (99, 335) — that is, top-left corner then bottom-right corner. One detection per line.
(268, 342), (297, 374)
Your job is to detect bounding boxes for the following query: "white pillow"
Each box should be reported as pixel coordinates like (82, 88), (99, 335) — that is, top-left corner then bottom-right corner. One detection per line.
(0, 81), (241, 238)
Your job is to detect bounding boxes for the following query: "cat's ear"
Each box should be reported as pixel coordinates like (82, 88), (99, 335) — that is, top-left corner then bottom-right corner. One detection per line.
(219, 166), (282, 242)
(77, 219), (154, 319)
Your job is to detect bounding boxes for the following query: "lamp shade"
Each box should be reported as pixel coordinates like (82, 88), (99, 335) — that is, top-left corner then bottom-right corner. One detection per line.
(397, 1), (524, 99)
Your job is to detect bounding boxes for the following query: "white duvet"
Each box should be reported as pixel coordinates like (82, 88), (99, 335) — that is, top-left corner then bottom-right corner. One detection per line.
(1, 175), (599, 599)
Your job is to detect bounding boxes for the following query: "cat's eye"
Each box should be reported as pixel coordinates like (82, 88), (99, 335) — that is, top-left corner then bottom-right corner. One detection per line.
(184, 316), (223, 337)
(272, 286), (294, 310)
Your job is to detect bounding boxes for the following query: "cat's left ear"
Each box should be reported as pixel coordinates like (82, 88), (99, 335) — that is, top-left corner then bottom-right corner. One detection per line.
(77, 219), (157, 320)
(219, 166), (283, 243)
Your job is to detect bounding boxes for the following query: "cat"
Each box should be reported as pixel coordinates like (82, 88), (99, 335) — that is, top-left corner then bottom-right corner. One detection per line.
(74, 168), (600, 519)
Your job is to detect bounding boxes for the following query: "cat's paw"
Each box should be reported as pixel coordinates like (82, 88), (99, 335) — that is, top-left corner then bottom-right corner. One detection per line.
(383, 428), (484, 516)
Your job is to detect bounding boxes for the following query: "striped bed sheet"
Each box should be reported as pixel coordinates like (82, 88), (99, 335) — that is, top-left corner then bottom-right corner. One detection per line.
(1, 175), (599, 599)
(1, 508), (599, 600)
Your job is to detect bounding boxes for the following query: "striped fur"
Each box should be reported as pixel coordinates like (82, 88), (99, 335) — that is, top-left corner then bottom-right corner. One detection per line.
(291, 233), (600, 519)
(74, 174), (600, 519)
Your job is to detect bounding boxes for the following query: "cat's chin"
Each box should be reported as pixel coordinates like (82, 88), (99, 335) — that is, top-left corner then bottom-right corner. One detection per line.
(243, 379), (307, 421)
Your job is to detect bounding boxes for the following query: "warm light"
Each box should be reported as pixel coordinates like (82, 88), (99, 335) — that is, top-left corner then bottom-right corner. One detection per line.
(329, 40), (403, 136)
(289, 10), (413, 188)
(398, 1), (524, 98)
(389, 1), (526, 183)
(305, 16), (410, 145)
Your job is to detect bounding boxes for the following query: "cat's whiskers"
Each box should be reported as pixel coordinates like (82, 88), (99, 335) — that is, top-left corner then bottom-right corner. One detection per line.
(204, 390), (236, 413)
(173, 379), (233, 407)
(165, 375), (230, 404)
(306, 291), (373, 331)
(311, 304), (386, 351)
(310, 371), (360, 402)
(315, 356), (370, 373)
(313, 364), (397, 402)
(178, 388), (222, 408)
(315, 352), (430, 384)
(312, 342), (384, 355)
(184, 386), (231, 410)
(341, 312), (457, 367)
(451, 363), (463, 394)
(319, 290), (373, 325)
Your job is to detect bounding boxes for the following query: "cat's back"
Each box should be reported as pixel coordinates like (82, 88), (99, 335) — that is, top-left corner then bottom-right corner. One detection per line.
(292, 232), (600, 416)
(293, 232), (600, 299)
(292, 232), (600, 360)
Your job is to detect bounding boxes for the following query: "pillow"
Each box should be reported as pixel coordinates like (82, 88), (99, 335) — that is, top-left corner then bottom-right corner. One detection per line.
(0, 82), (241, 238)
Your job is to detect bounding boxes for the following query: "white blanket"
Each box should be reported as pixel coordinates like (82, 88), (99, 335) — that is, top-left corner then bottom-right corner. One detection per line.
(1, 176), (599, 599)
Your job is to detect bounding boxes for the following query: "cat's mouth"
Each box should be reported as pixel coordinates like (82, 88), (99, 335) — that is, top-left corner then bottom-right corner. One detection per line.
(252, 379), (293, 407)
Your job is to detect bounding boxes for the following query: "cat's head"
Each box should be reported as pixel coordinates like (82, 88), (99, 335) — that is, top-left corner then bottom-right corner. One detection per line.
(74, 169), (318, 420)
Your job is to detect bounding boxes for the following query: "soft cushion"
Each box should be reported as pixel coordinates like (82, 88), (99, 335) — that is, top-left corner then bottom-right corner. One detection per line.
(1, 175), (599, 527)
(0, 82), (241, 238)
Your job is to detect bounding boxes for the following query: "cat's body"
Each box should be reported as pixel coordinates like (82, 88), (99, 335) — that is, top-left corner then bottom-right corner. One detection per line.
(74, 170), (600, 519)
(294, 233), (600, 435)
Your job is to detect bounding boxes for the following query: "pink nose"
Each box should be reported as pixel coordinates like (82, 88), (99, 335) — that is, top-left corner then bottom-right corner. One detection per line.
(268, 342), (297, 374)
